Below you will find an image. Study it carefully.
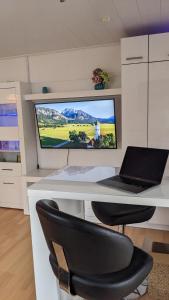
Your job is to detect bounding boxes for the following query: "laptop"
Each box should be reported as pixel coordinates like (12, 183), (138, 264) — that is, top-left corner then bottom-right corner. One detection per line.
(98, 146), (169, 193)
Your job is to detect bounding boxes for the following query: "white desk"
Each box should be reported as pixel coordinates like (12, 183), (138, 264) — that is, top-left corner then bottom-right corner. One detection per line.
(28, 166), (169, 300)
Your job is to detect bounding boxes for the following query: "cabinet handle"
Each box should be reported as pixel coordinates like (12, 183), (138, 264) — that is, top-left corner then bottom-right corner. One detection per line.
(3, 182), (14, 185)
(126, 56), (143, 61)
(1, 168), (13, 171)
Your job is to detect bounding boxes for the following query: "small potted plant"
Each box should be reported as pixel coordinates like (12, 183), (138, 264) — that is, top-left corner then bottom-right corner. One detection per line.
(92, 68), (110, 90)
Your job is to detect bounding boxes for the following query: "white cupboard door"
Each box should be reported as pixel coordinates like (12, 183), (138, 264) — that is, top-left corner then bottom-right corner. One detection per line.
(149, 61), (169, 150)
(121, 35), (148, 65)
(122, 63), (148, 149)
(149, 33), (169, 62)
(0, 177), (22, 209)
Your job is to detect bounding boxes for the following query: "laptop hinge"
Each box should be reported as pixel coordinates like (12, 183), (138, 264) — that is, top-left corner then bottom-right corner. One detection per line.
(120, 174), (156, 185)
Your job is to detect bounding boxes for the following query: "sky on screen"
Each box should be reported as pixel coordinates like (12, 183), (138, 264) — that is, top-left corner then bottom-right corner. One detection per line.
(37, 99), (115, 118)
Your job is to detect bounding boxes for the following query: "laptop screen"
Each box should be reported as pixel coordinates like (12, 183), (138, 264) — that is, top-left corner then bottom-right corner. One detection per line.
(120, 146), (169, 184)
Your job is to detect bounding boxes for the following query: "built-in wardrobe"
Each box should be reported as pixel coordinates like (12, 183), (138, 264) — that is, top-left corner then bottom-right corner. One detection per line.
(121, 32), (169, 229)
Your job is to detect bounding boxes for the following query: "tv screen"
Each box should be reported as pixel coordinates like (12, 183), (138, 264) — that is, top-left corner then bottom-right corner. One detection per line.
(35, 99), (117, 149)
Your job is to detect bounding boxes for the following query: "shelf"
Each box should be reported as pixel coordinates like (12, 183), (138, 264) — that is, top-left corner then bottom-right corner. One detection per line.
(24, 88), (121, 101)
(0, 127), (19, 140)
(0, 150), (19, 153)
(24, 168), (55, 183)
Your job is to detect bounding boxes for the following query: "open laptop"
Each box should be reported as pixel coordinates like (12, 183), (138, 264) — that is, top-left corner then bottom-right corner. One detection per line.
(98, 146), (169, 193)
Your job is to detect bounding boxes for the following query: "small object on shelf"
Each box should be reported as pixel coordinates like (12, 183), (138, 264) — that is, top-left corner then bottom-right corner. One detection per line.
(42, 87), (49, 94)
(92, 68), (110, 90)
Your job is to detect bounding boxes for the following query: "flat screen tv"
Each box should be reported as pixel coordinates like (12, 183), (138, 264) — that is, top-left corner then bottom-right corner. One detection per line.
(35, 98), (117, 149)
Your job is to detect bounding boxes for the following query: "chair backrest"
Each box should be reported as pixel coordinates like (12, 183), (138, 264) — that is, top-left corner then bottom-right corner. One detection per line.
(36, 200), (134, 292)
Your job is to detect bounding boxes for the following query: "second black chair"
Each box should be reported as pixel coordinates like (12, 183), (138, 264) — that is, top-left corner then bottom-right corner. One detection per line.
(37, 199), (153, 300)
(92, 202), (156, 234)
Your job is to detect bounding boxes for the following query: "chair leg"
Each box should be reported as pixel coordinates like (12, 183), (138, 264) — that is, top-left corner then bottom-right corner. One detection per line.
(118, 224), (126, 234)
(122, 224), (125, 235)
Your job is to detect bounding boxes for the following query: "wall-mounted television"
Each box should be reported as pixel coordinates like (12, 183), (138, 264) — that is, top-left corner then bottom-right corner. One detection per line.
(35, 98), (117, 149)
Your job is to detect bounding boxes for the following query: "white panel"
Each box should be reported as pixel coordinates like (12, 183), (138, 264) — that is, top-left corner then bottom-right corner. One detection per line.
(89, 0), (125, 41)
(149, 61), (169, 150)
(161, 0), (169, 22)
(137, 0), (161, 25)
(68, 149), (123, 168)
(113, 0), (142, 33)
(0, 127), (19, 140)
(122, 63), (148, 148)
(0, 57), (28, 82)
(121, 35), (148, 64)
(29, 45), (121, 84)
(149, 32), (169, 62)
(0, 0), (122, 57)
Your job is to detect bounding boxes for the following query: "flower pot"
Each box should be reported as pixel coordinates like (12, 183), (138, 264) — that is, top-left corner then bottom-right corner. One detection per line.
(94, 82), (105, 90)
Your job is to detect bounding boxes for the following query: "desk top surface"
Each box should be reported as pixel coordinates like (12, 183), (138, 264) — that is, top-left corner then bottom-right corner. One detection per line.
(28, 166), (169, 208)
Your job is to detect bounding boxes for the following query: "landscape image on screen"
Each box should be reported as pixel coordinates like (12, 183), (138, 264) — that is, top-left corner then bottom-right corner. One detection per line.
(35, 99), (117, 149)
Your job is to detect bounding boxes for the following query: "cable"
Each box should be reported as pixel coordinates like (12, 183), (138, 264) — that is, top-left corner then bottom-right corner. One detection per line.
(66, 148), (69, 166)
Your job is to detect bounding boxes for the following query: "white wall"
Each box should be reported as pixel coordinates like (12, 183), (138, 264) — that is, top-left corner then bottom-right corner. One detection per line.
(0, 44), (122, 169)
(29, 44), (121, 93)
(29, 44), (122, 168)
(0, 57), (28, 82)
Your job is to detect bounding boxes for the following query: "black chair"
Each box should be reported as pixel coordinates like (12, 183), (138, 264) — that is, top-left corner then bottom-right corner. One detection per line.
(92, 202), (156, 234)
(36, 199), (153, 300)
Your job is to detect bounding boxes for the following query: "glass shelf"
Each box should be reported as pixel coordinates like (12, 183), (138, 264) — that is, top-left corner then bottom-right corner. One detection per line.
(0, 151), (21, 163)
(0, 104), (18, 127)
(0, 140), (19, 152)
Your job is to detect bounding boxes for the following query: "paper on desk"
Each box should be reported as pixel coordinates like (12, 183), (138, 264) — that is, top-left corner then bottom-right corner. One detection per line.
(46, 166), (117, 183)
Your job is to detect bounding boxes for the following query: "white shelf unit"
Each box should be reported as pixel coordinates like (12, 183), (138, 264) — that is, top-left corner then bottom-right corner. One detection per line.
(24, 88), (121, 102)
(0, 82), (37, 210)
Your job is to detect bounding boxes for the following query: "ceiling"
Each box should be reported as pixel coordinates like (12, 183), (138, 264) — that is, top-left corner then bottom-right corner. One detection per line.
(1, 0), (169, 58)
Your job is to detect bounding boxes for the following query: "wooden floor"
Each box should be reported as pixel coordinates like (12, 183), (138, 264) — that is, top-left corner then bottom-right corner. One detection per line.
(0, 208), (169, 300)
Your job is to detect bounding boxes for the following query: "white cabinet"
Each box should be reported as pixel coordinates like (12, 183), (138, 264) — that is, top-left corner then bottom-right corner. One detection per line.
(0, 162), (22, 176)
(121, 35), (148, 65)
(149, 32), (169, 62)
(0, 176), (22, 209)
(148, 61), (169, 150)
(122, 63), (148, 148)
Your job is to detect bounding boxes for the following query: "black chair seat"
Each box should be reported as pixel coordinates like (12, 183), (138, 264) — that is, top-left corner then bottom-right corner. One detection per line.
(49, 243), (152, 300)
(72, 247), (152, 300)
(92, 202), (156, 226)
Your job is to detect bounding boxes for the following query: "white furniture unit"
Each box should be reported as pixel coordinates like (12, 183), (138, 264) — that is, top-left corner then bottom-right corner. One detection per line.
(0, 82), (37, 209)
(121, 35), (148, 65)
(28, 166), (169, 300)
(121, 33), (169, 229)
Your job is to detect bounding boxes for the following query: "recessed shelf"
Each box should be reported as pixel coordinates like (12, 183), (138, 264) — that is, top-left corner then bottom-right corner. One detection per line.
(24, 88), (121, 102)
(24, 168), (54, 182)
(0, 103), (18, 127)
